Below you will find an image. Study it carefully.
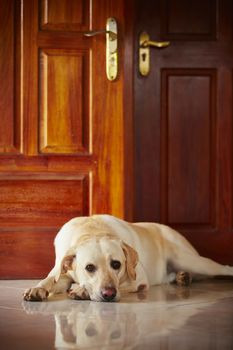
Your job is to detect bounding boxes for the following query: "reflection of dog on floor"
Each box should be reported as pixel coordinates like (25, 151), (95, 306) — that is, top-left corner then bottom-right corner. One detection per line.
(23, 215), (233, 302)
(22, 284), (233, 349)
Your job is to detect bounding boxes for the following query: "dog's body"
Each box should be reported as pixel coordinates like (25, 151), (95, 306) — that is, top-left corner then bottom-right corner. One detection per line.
(24, 215), (233, 302)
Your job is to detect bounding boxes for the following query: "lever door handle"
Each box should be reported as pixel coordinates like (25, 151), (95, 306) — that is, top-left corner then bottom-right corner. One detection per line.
(84, 30), (117, 41)
(141, 39), (170, 48)
(84, 18), (118, 81)
(139, 31), (170, 76)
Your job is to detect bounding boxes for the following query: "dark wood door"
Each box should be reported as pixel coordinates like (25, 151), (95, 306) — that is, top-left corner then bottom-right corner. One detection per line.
(134, 0), (233, 263)
(0, 0), (132, 278)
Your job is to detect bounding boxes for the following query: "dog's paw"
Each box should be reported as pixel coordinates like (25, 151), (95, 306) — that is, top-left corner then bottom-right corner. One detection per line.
(23, 287), (49, 302)
(68, 285), (90, 300)
(176, 271), (192, 286)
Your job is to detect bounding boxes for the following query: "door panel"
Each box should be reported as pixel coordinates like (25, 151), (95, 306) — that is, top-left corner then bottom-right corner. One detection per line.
(40, 0), (89, 31)
(0, 0), (129, 278)
(160, 0), (216, 40)
(161, 69), (216, 227)
(0, 177), (89, 227)
(0, 1), (21, 154)
(39, 49), (89, 154)
(134, 0), (233, 263)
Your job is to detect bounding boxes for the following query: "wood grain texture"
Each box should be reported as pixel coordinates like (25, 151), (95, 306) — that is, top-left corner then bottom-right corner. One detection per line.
(0, 1), (21, 153)
(91, 0), (126, 217)
(40, 0), (89, 31)
(39, 49), (89, 154)
(0, 176), (89, 227)
(123, 0), (134, 221)
(134, 0), (233, 264)
(161, 0), (216, 40)
(0, 0), (131, 278)
(161, 69), (216, 227)
(0, 231), (55, 279)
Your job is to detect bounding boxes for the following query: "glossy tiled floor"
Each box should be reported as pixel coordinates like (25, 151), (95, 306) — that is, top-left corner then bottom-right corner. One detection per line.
(0, 280), (233, 349)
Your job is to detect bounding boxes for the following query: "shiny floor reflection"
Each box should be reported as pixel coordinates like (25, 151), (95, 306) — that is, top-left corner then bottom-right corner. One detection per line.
(0, 280), (233, 349)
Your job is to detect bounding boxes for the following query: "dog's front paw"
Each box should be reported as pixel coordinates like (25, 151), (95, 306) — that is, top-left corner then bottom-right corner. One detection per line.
(23, 287), (49, 301)
(68, 285), (90, 300)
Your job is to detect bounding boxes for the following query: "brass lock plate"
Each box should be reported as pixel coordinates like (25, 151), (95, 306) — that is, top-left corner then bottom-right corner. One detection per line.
(106, 18), (118, 81)
(139, 31), (170, 76)
(139, 32), (150, 76)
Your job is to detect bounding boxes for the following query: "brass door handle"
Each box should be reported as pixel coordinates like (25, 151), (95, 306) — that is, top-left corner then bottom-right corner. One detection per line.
(84, 30), (117, 41)
(141, 40), (170, 48)
(84, 18), (118, 81)
(139, 31), (170, 76)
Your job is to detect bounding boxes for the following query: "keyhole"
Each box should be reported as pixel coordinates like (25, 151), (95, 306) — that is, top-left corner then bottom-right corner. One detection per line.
(142, 53), (147, 61)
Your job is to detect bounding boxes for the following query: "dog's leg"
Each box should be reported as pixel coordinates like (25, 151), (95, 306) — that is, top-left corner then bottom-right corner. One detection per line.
(23, 267), (72, 301)
(172, 250), (233, 278)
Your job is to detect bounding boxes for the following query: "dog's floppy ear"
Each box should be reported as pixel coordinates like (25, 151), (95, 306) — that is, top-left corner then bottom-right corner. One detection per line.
(121, 242), (138, 280)
(54, 252), (76, 282)
(61, 254), (76, 274)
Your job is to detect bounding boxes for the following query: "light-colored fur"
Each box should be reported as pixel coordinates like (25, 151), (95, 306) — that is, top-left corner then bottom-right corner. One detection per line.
(23, 215), (233, 302)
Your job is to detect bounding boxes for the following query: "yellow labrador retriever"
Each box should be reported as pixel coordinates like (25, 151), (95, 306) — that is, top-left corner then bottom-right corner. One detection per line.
(23, 215), (233, 302)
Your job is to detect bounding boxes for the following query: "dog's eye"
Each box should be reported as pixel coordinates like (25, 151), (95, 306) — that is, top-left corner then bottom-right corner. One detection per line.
(111, 260), (121, 270)
(85, 264), (96, 273)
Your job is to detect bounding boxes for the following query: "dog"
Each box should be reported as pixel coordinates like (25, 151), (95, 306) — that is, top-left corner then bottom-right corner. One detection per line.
(23, 215), (233, 302)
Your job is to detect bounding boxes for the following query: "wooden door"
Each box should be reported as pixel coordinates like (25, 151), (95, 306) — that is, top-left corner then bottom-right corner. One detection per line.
(0, 0), (132, 278)
(134, 0), (233, 263)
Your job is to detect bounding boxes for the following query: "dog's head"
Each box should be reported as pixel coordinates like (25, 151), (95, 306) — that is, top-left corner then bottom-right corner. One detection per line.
(59, 236), (138, 302)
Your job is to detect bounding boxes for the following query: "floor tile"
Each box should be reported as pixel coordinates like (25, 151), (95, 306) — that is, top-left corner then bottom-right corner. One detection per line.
(0, 280), (233, 349)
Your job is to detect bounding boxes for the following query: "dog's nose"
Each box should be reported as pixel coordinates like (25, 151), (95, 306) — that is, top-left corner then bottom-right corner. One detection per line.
(101, 287), (117, 302)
